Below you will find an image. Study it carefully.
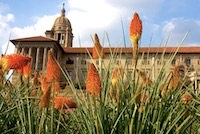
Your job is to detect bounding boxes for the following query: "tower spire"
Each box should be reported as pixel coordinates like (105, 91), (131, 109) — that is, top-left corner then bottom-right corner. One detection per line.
(61, 3), (65, 17)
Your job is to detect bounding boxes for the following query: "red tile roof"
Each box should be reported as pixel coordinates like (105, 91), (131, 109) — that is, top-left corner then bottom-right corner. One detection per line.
(10, 36), (57, 42)
(63, 47), (200, 54)
(10, 36), (200, 54)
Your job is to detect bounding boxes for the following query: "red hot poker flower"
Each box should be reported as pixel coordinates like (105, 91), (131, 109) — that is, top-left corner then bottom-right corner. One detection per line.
(39, 87), (51, 108)
(46, 50), (60, 82)
(92, 33), (104, 59)
(54, 97), (77, 110)
(181, 92), (192, 104)
(111, 67), (122, 86)
(129, 12), (142, 45)
(0, 54), (31, 72)
(54, 80), (61, 92)
(23, 63), (32, 79)
(86, 63), (101, 97)
(140, 91), (147, 103)
(40, 72), (51, 93)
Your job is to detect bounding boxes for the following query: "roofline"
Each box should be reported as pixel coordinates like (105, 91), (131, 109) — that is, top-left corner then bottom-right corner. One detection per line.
(10, 36), (57, 44)
(63, 47), (200, 54)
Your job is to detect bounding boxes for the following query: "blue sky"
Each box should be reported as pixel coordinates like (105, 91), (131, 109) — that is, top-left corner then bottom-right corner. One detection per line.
(0, 0), (200, 54)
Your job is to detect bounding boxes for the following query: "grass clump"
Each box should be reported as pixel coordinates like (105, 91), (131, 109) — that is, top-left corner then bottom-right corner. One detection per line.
(0, 12), (200, 134)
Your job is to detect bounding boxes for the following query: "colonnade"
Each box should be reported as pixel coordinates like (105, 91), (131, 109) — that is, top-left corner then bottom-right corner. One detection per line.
(15, 47), (61, 72)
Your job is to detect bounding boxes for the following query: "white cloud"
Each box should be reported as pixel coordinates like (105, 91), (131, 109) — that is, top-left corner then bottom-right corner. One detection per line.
(162, 18), (200, 46)
(67, 0), (120, 47)
(0, 13), (15, 54)
(1, 0), (200, 54)
(1, 14), (59, 54)
(11, 14), (58, 38)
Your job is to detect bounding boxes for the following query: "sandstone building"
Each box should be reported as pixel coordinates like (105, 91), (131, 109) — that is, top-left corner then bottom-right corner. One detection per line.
(10, 6), (200, 88)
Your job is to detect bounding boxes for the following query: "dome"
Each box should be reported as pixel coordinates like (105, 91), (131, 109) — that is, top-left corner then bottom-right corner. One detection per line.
(51, 4), (72, 31)
(53, 16), (72, 29)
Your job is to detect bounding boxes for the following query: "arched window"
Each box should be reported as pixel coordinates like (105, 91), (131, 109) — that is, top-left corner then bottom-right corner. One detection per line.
(185, 58), (191, 67)
(171, 59), (176, 66)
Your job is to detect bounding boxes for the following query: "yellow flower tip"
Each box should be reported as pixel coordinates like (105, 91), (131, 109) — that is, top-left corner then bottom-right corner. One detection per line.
(181, 92), (192, 104)
(86, 63), (101, 97)
(54, 97), (77, 110)
(129, 12), (142, 45)
(139, 105), (145, 113)
(111, 67), (122, 86)
(46, 50), (60, 82)
(111, 78), (117, 86)
(23, 63), (32, 79)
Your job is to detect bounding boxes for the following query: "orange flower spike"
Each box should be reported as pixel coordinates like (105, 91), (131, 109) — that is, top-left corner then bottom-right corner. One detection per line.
(0, 54), (31, 72)
(30, 89), (37, 96)
(46, 50), (60, 82)
(54, 97), (77, 110)
(23, 63), (32, 79)
(86, 63), (101, 97)
(181, 92), (192, 104)
(140, 91), (147, 103)
(92, 33), (104, 59)
(40, 73), (51, 93)
(17, 68), (24, 76)
(33, 72), (40, 86)
(54, 80), (61, 92)
(111, 67), (122, 86)
(39, 87), (51, 108)
(137, 69), (152, 86)
(129, 12), (142, 45)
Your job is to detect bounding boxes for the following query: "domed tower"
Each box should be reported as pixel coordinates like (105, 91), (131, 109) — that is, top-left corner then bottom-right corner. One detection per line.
(45, 4), (73, 47)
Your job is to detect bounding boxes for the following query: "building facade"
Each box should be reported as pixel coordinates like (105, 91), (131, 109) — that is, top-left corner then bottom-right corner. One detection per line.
(10, 6), (200, 88)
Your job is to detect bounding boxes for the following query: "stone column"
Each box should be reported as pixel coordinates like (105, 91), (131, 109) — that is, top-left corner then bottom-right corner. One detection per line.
(28, 48), (32, 56)
(28, 48), (33, 67)
(35, 48), (40, 71)
(21, 48), (25, 55)
(17, 48), (21, 54)
(76, 57), (79, 83)
(43, 48), (48, 70)
(50, 48), (54, 54)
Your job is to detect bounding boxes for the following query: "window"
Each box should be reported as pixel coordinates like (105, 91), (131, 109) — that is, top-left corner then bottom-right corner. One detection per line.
(127, 59), (132, 65)
(163, 60), (166, 65)
(67, 70), (73, 79)
(171, 59), (176, 66)
(82, 70), (87, 79)
(157, 60), (161, 65)
(127, 70), (132, 78)
(185, 58), (191, 67)
(198, 60), (200, 65)
(116, 60), (120, 65)
(81, 59), (87, 65)
(66, 58), (74, 64)
(142, 57), (147, 65)
(147, 60), (150, 65)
